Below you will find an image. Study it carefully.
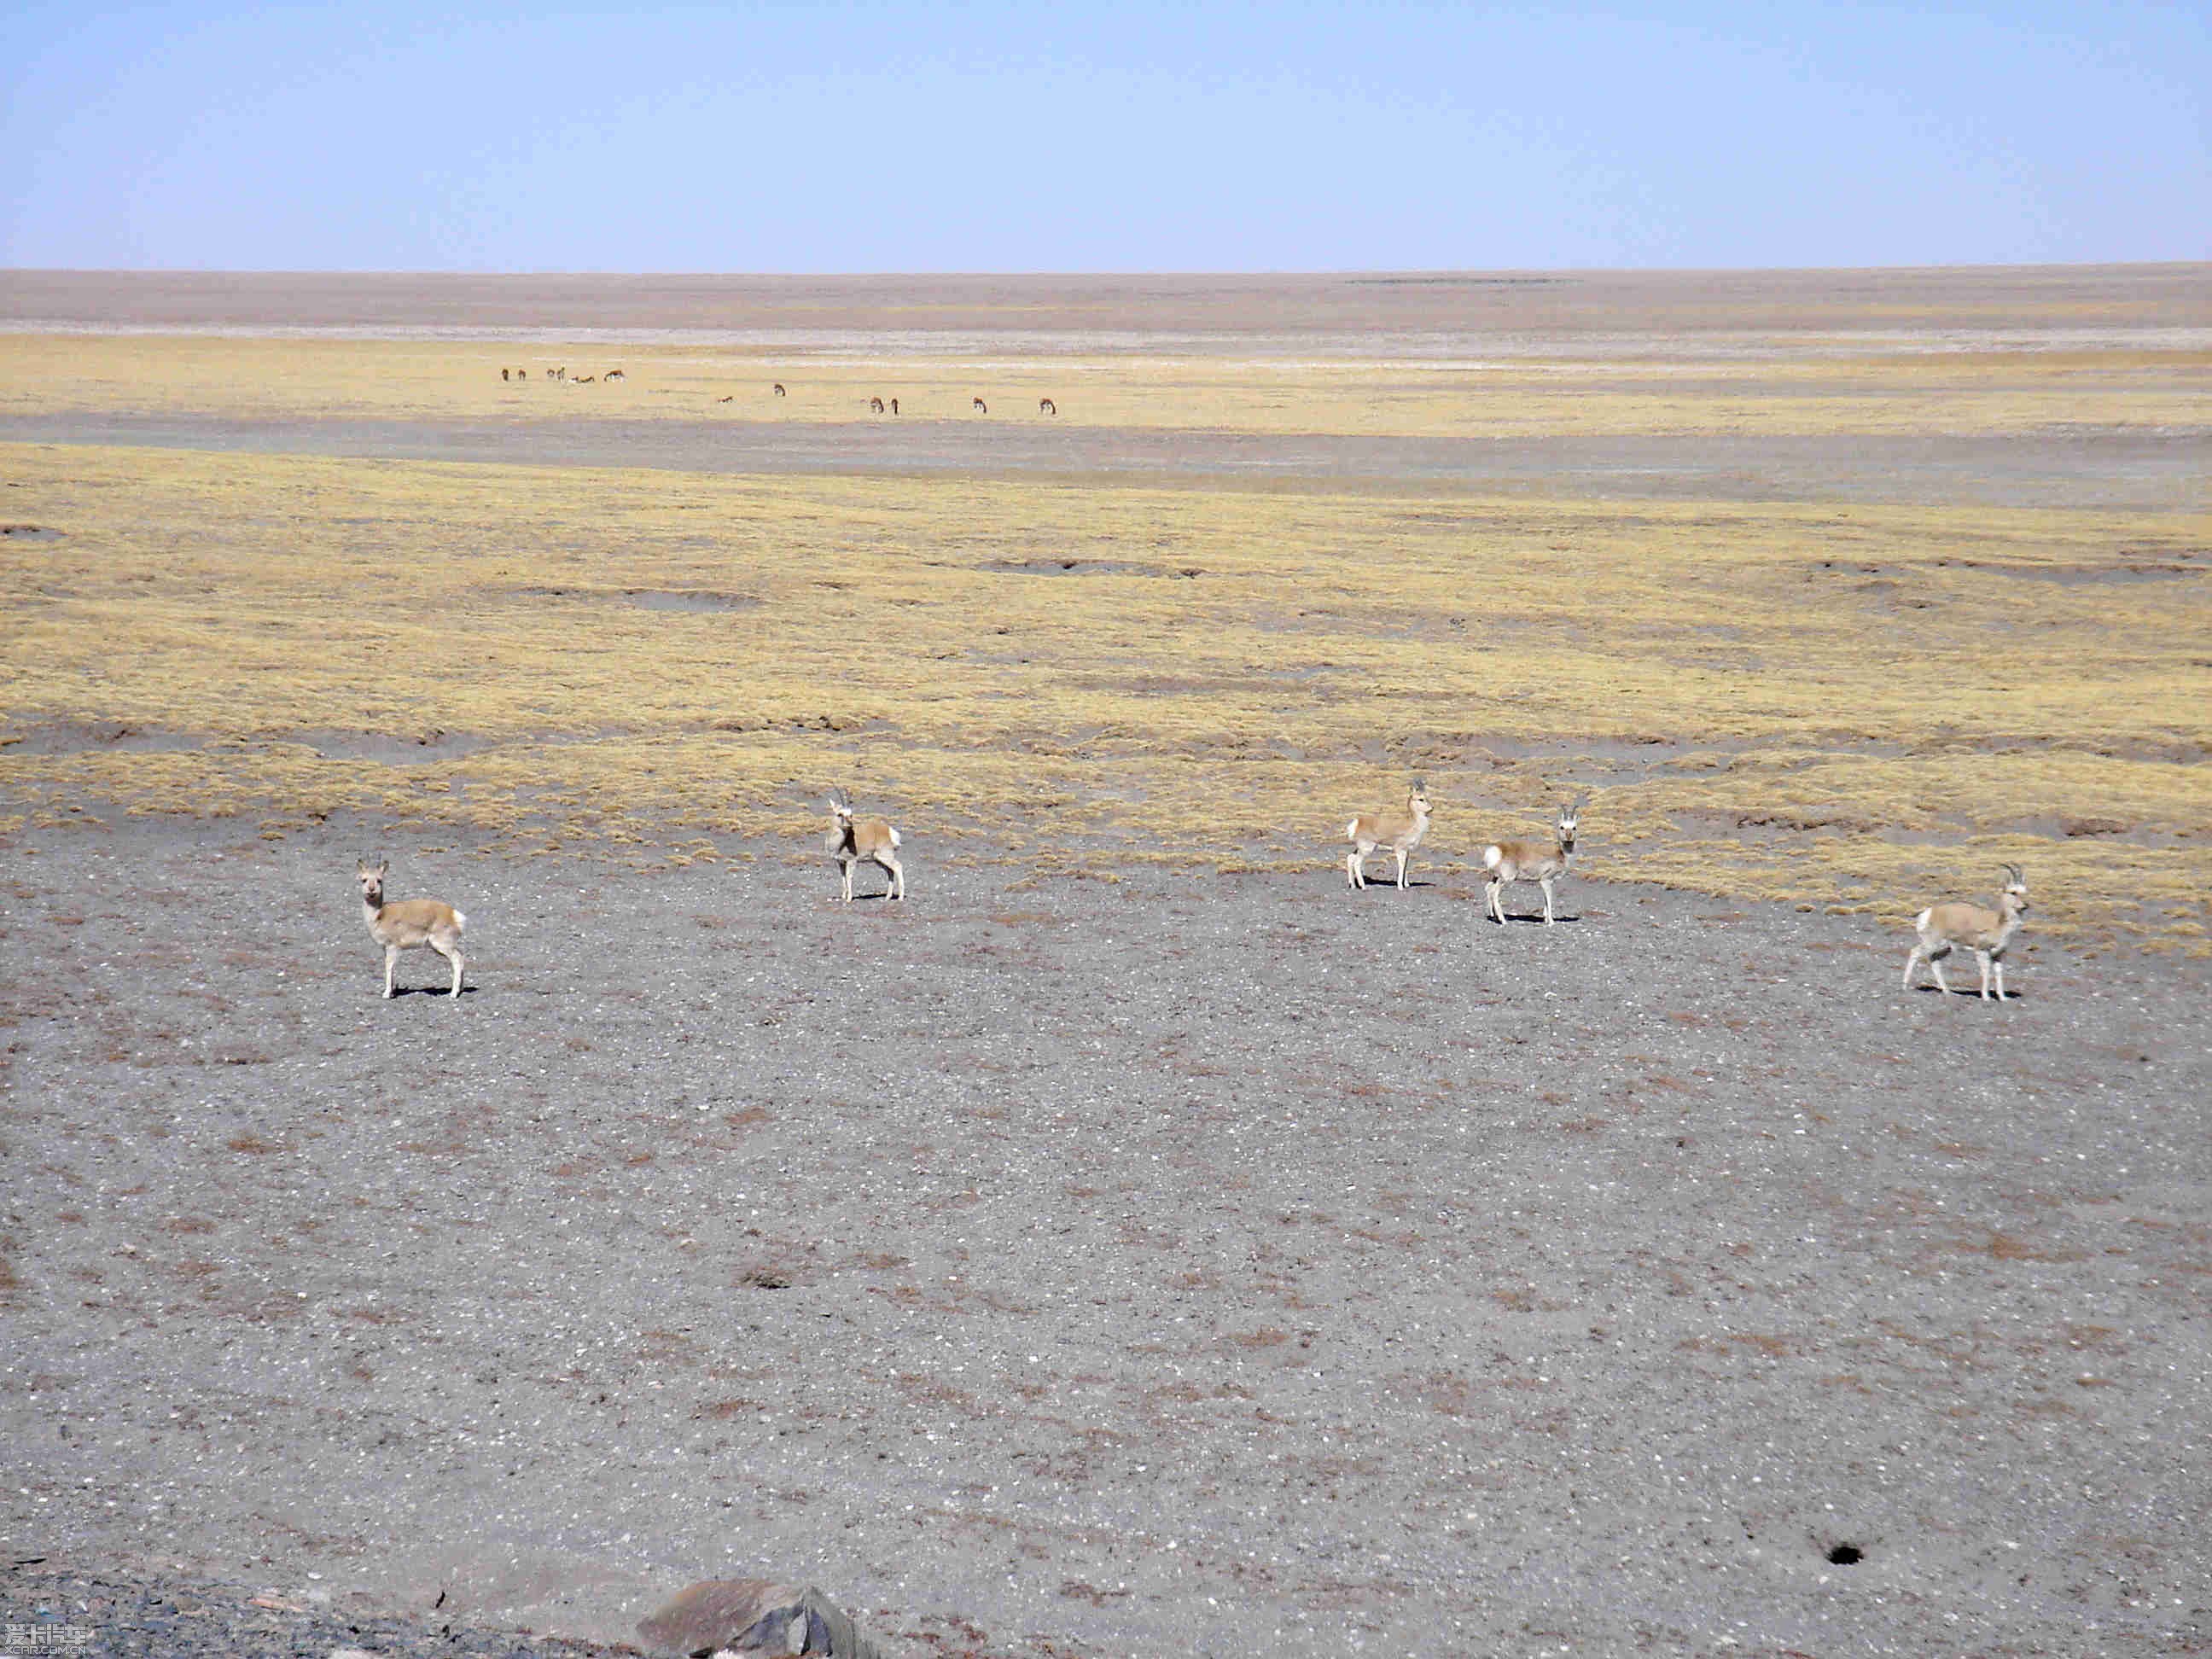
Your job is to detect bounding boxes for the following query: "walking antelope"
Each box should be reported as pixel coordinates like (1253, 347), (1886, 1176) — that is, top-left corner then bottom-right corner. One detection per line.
(574, 375), (595, 384)
(972, 398), (988, 413)
(1903, 865), (2029, 1000)
(772, 382), (787, 397)
(889, 397), (899, 415)
(1345, 782), (1433, 891)
(1481, 800), (1582, 924)
(516, 369), (528, 380)
(717, 395), (734, 403)
(357, 859), (467, 998)
(1039, 397), (1057, 415)
(828, 794), (905, 902)
(870, 397), (886, 414)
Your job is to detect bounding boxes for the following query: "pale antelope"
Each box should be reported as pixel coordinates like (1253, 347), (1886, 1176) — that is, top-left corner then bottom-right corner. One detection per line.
(972, 397), (987, 413)
(357, 859), (467, 998)
(772, 382), (787, 397)
(1039, 397), (1056, 415)
(1346, 782), (1432, 891)
(828, 794), (905, 902)
(1903, 864), (2029, 1000)
(870, 396), (886, 414)
(1481, 800), (1582, 924)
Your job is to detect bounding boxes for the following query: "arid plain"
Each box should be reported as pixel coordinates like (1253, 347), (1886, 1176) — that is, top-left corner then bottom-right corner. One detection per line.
(1, 267), (2208, 1656)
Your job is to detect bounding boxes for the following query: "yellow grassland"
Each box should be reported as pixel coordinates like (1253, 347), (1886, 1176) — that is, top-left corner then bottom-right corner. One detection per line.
(3, 426), (2205, 951)
(3, 332), (2209, 440)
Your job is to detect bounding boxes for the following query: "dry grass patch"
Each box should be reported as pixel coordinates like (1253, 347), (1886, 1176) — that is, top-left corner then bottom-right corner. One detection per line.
(0, 439), (2205, 948)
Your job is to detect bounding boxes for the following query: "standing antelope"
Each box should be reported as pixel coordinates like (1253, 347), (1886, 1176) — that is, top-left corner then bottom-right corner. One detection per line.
(772, 382), (787, 397)
(870, 397), (886, 414)
(1481, 800), (1582, 924)
(972, 397), (988, 413)
(889, 397), (899, 415)
(501, 368), (510, 381)
(357, 859), (467, 999)
(828, 795), (905, 902)
(1346, 782), (1433, 891)
(604, 368), (625, 381)
(1903, 865), (2029, 1000)
(1039, 397), (1057, 415)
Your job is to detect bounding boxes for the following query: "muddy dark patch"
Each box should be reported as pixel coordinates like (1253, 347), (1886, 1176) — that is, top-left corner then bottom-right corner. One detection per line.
(0, 523), (64, 539)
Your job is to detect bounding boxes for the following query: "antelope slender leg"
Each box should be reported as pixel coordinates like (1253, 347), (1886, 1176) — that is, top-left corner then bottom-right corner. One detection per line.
(1394, 848), (1408, 889)
(384, 945), (399, 998)
(1930, 958), (1954, 996)
(1540, 876), (1555, 924)
(1976, 952), (1994, 1000)
(1902, 946), (1924, 990)
(1994, 959), (2007, 1001)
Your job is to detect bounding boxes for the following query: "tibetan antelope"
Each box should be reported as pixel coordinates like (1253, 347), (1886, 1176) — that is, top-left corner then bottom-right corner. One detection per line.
(828, 794), (905, 902)
(574, 374), (595, 383)
(1481, 800), (1582, 924)
(1039, 397), (1056, 415)
(516, 369), (528, 380)
(1903, 865), (2029, 1001)
(604, 368), (625, 381)
(357, 859), (467, 999)
(501, 367), (510, 381)
(870, 396), (886, 414)
(972, 397), (987, 413)
(551, 366), (567, 381)
(1346, 782), (1433, 891)
(889, 397), (899, 415)
(717, 394), (733, 403)
(772, 382), (786, 397)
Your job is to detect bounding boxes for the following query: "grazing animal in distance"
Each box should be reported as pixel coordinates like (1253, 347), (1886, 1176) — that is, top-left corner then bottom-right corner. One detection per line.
(552, 366), (567, 381)
(717, 395), (734, 403)
(1346, 782), (1433, 891)
(889, 397), (899, 415)
(827, 793), (905, 902)
(973, 397), (987, 413)
(1481, 800), (1582, 924)
(604, 368), (625, 381)
(772, 382), (786, 397)
(1903, 864), (2030, 1000)
(501, 368), (510, 381)
(870, 397), (886, 414)
(1039, 397), (1056, 415)
(357, 858), (467, 999)
(517, 369), (528, 380)
(574, 375), (595, 383)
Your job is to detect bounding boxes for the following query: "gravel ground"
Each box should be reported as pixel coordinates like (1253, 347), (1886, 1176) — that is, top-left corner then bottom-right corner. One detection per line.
(3, 814), (2208, 1656)
(1, 412), (2203, 511)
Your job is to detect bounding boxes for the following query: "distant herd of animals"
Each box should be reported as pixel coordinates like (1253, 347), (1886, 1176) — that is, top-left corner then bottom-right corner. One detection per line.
(500, 368), (1056, 416)
(361, 785), (2032, 1005)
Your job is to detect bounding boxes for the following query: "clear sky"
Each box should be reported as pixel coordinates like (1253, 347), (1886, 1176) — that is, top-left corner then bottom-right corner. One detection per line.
(2, 1), (2204, 273)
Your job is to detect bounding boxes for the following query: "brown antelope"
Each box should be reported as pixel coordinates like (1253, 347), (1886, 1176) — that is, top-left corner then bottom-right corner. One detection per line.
(516, 369), (528, 380)
(828, 794), (905, 902)
(551, 366), (567, 381)
(889, 397), (899, 415)
(972, 397), (987, 413)
(501, 368), (510, 381)
(604, 368), (625, 381)
(1481, 800), (1582, 924)
(717, 394), (734, 403)
(1039, 397), (1057, 415)
(357, 859), (467, 998)
(1346, 782), (1432, 891)
(574, 374), (595, 383)
(870, 396), (886, 414)
(1903, 865), (2029, 1000)
(772, 382), (787, 397)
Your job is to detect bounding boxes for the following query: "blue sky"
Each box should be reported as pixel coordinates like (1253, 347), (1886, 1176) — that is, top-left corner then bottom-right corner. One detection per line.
(2, 2), (2204, 271)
